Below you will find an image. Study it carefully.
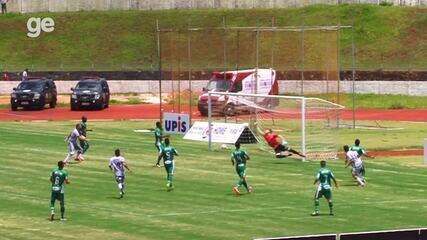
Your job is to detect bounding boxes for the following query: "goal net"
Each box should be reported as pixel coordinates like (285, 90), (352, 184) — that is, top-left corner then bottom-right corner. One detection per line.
(207, 92), (344, 161)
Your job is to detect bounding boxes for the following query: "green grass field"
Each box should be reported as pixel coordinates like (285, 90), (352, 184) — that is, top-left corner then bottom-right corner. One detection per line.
(0, 5), (425, 71)
(0, 120), (426, 240)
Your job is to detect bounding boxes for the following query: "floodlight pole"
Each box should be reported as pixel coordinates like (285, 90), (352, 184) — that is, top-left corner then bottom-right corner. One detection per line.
(156, 19), (163, 122)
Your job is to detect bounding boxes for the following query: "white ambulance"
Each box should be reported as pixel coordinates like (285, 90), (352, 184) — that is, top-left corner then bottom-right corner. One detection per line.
(197, 68), (278, 116)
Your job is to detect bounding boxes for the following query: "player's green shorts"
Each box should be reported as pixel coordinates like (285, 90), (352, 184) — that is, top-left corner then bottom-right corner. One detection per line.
(164, 163), (175, 175)
(315, 188), (331, 200)
(51, 191), (64, 203)
(235, 164), (246, 178)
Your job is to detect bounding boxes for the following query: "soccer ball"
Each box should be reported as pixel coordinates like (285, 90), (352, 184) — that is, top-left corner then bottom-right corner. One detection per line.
(220, 144), (229, 150)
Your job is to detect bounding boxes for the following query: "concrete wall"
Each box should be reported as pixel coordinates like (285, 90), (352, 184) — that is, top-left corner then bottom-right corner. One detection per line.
(1, 80), (426, 96)
(5, 0), (425, 13)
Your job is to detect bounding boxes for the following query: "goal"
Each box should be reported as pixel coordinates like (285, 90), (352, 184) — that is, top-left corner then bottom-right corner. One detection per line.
(207, 92), (344, 161)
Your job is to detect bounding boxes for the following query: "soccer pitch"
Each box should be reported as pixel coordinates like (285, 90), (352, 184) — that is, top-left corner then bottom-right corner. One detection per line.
(0, 120), (426, 240)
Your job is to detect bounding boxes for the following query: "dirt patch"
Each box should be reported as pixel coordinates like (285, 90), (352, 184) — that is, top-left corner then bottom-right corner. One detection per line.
(369, 149), (423, 157)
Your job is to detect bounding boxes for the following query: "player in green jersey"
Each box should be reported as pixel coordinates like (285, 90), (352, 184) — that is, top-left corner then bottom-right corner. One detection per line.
(312, 160), (338, 216)
(49, 161), (70, 221)
(154, 121), (168, 167)
(350, 139), (375, 159)
(79, 116), (91, 154)
(159, 138), (178, 191)
(231, 142), (253, 195)
(349, 139), (374, 177)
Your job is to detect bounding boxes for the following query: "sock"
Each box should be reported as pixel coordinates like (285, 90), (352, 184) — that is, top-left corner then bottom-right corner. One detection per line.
(82, 142), (89, 154)
(118, 183), (123, 193)
(328, 201), (333, 213)
(167, 174), (173, 186)
(314, 199), (319, 213)
(60, 205), (65, 219)
(50, 206), (55, 215)
(356, 176), (364, 186)
(237, 179), (243, 188)
(242, 179), (249, 191)
(63, 154), (72, 163)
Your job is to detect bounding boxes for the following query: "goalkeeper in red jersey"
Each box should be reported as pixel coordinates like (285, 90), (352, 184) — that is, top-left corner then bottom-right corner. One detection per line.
(254, 123), (305, 159)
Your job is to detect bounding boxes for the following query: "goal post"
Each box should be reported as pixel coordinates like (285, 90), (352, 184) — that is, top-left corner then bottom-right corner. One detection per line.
(207, 92), (345, 161)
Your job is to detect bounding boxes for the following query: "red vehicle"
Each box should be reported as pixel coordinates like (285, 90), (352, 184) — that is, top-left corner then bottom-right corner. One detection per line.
(198, 68), (279, 116)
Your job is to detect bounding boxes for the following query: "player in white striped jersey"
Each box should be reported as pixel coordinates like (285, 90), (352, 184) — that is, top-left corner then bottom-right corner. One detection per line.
(109, 149), (131, 198)
(343, 145), (366, 187)
(63, 123), (87, 164)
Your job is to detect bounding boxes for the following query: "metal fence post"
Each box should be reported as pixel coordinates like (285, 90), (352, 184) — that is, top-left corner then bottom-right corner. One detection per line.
(156, 19), (163, 122)
(351, 23), (356, 129)
(187, 23), (193, 125)
(208, 92), (212, 151)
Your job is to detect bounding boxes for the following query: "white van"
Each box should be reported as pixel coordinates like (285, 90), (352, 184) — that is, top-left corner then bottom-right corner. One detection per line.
(198, 68), (278, 116)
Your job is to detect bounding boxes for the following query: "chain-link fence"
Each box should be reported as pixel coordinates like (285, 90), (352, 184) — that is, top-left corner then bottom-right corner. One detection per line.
(156, 18), (353, 125)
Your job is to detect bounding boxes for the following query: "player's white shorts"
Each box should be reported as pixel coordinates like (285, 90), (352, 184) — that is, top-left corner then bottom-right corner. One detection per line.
(115, 175), (125, 183)
(68, 141), (82, 155)
(352, 166), (364, 178)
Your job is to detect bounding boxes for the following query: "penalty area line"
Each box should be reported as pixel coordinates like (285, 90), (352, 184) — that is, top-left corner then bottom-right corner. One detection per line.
(146, 206), (294, 218)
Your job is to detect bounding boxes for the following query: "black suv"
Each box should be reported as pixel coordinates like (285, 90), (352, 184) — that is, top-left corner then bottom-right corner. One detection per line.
(70, 77), (110, 110)
(10, 78), (57, 111)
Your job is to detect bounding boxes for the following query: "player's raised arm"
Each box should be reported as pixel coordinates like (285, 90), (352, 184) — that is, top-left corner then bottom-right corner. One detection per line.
(362, 150), (375, 159)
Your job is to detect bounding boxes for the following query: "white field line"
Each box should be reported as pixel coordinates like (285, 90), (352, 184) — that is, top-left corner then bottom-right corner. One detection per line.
(370, 168), (427, 177)
(1, 190), (426, 219)
(146, 198), (427, 218)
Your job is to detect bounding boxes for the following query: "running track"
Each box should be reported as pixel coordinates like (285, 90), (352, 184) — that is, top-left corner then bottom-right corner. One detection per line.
(0, 104), (426, 122)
